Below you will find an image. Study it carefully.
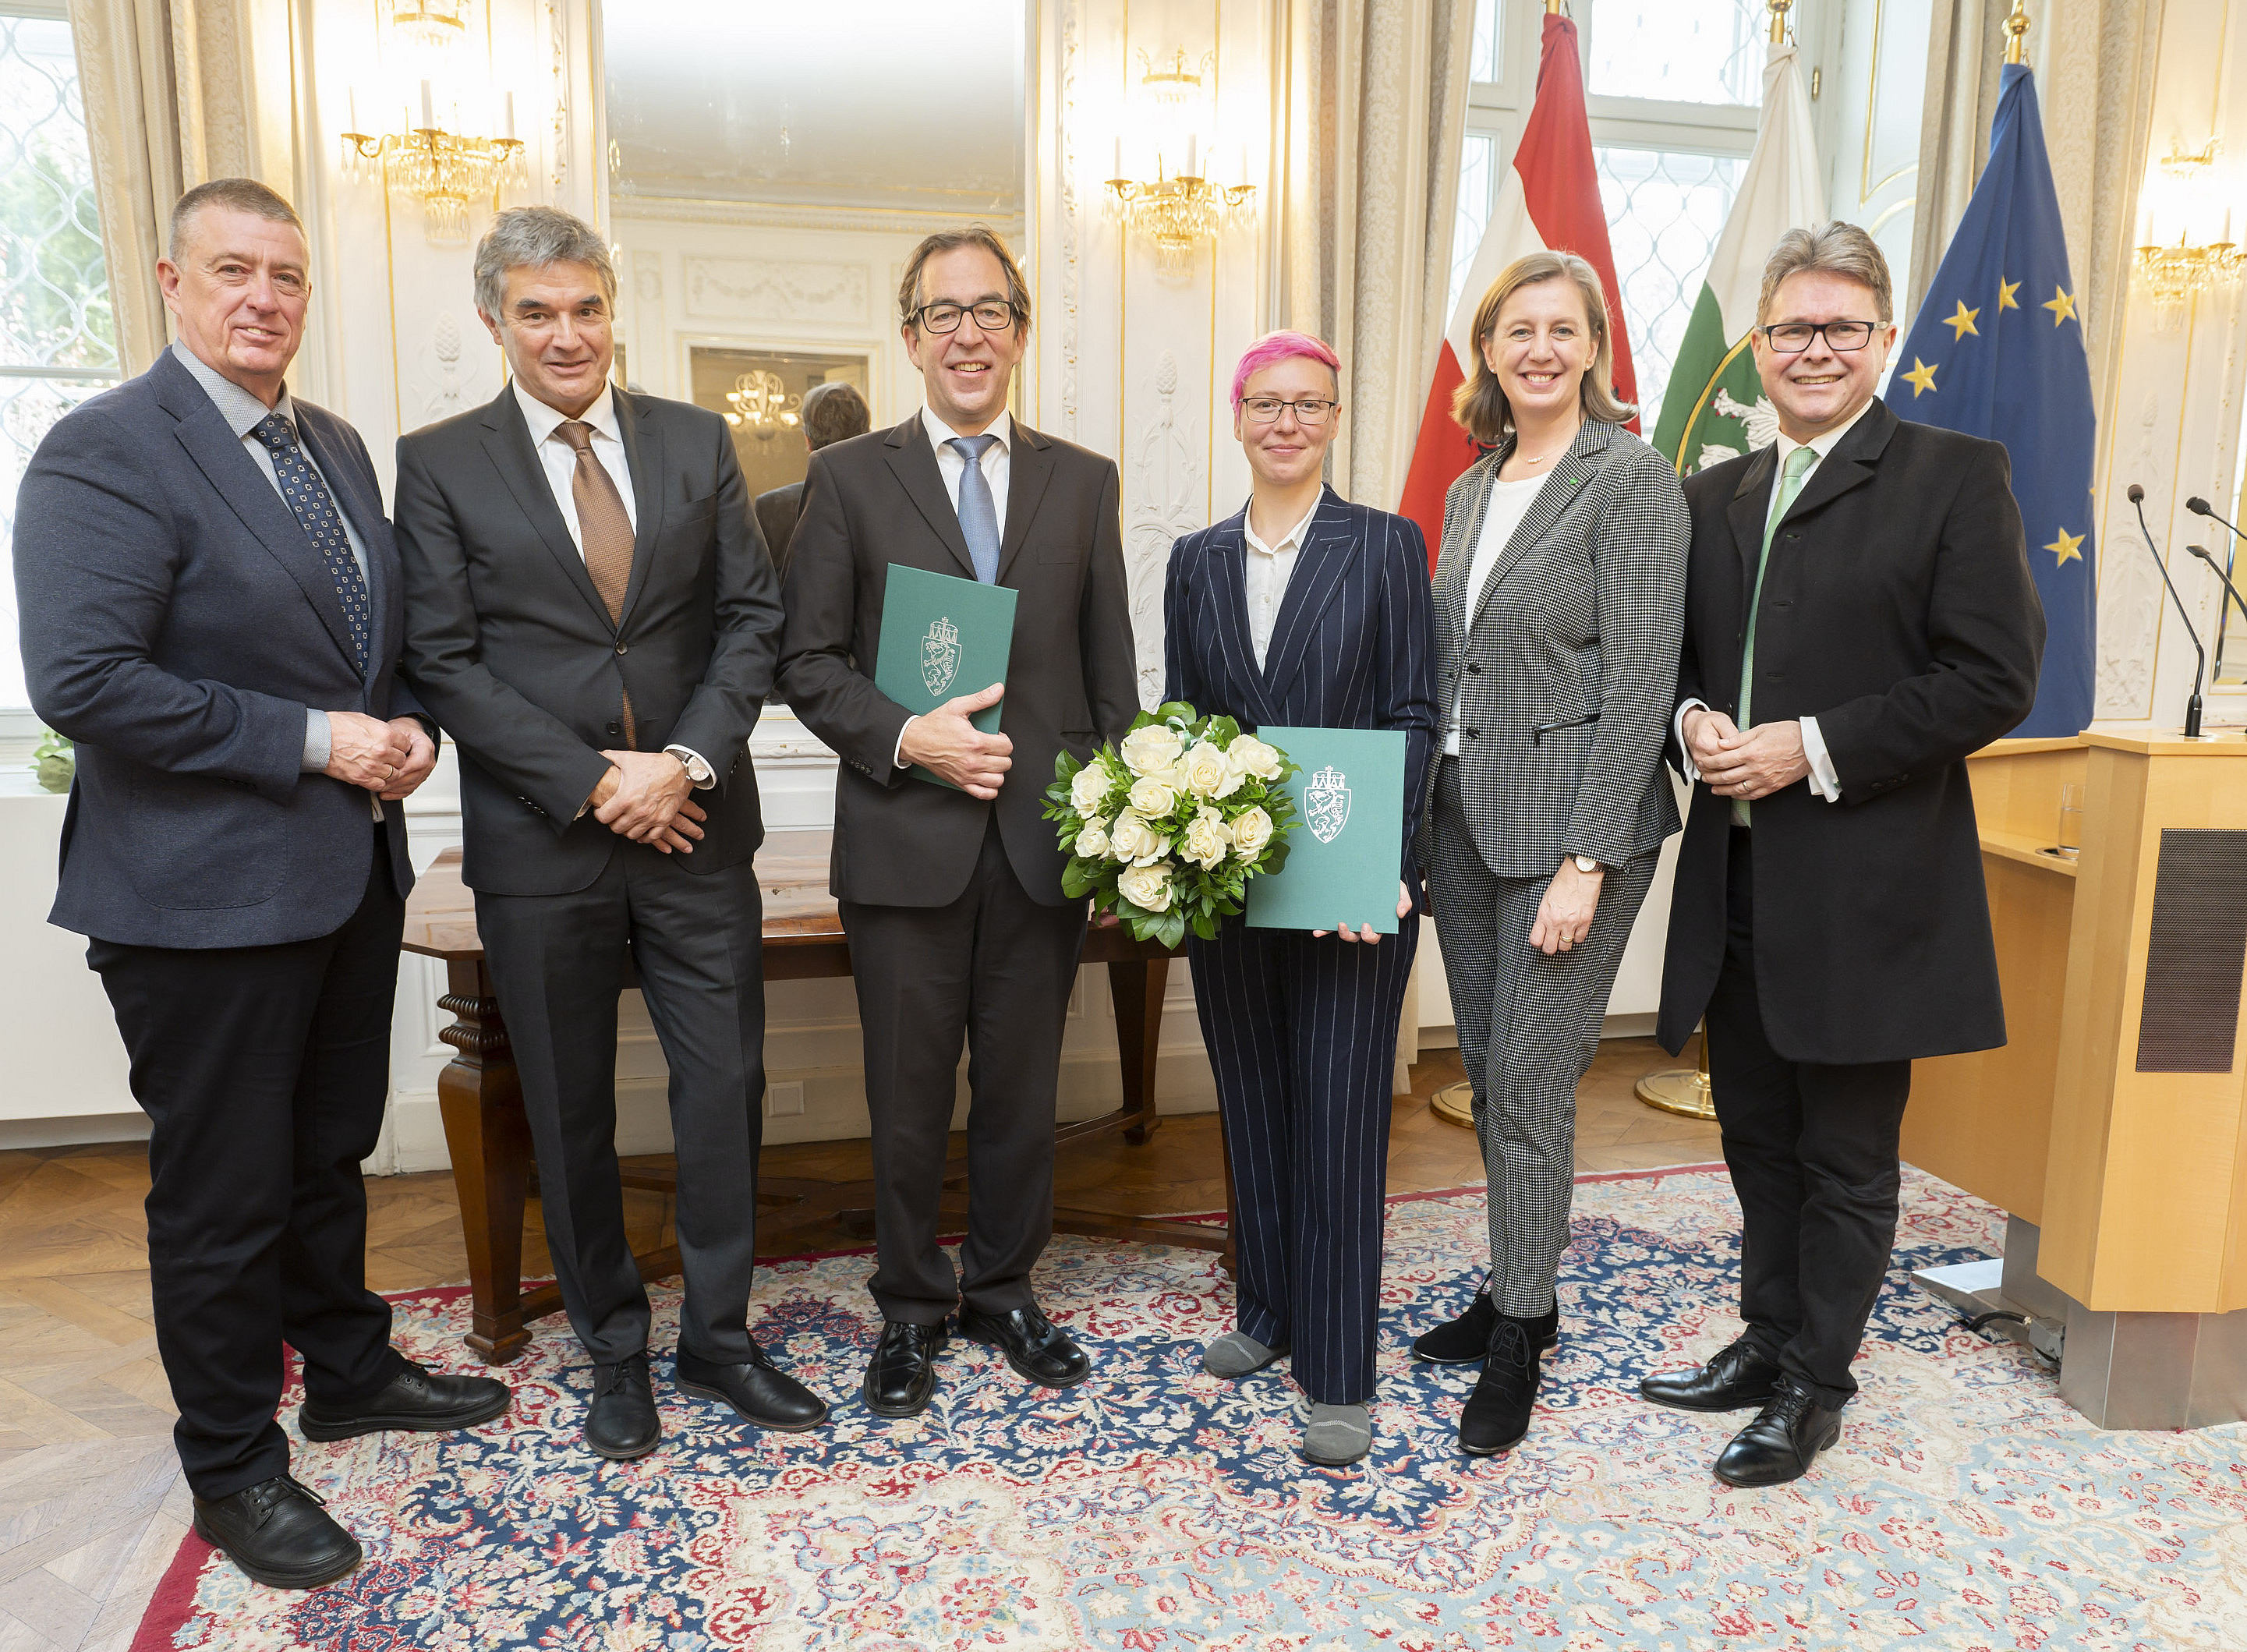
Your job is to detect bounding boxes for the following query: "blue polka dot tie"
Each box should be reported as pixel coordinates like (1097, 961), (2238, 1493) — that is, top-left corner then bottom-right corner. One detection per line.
(253, 413), (370, 673)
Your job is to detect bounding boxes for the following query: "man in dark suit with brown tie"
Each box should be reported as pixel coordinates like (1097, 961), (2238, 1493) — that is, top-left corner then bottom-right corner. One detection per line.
(396, 207), (823, 1459)
(780, 225), (1138, 1416)
(754, 380), (869, 583)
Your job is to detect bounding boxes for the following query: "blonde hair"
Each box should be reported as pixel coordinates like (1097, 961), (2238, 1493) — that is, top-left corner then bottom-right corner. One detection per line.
(1757, 221), (1894, 324)
(1451, 252), (1634, 444)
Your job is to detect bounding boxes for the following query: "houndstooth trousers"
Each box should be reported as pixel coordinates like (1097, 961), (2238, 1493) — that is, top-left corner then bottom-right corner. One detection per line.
(1428, 762), (1659, 1317)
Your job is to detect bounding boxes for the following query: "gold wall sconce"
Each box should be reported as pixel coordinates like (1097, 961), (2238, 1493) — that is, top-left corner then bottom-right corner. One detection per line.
(724, 370), (801, 438)
(2135, 140), (2244, 315)
(341, 80), (528, 246)
(1105, 48), (1254, 277)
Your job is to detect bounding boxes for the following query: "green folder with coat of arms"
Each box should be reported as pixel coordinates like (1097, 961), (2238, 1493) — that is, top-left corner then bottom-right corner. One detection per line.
(874, 562), (1018, 790)
(1244, 726), (1407, 935)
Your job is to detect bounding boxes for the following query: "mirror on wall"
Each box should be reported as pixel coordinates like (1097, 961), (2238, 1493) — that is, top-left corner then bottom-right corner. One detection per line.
(600, 0), (1029, 498)
(687, 345), (869, 503)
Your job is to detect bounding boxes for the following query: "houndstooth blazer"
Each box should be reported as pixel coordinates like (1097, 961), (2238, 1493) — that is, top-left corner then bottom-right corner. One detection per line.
(1422, 418), (1690, 880)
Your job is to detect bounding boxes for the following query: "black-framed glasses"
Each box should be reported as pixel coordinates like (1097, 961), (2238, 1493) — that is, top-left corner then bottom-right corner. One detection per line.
(1759, 320), (1879, 353)
(1240, 396), (1338, 426)
(912, 300), (1018, 335)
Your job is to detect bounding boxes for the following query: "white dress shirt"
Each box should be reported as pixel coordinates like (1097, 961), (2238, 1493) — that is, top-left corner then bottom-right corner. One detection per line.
(168, 341), (376, 784)
(923, 405), (1011, 538)
(1242, 499), (1319, 670)
(893, 408), (1015, 767)
(513, 380), (712, 791)
(1675, 395), (1880, 805)
(1442, 473), (1545, 757)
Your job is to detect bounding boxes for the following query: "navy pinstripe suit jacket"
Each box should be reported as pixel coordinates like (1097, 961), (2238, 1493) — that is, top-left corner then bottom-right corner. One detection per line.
(1162, 486), (1438, 904)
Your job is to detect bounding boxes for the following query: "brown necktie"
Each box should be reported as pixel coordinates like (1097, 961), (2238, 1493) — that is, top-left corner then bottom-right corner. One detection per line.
(552, 420), (638, 748)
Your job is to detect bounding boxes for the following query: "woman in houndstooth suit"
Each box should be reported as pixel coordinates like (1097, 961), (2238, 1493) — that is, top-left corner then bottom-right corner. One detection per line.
(1412, 252), (1689, 1457)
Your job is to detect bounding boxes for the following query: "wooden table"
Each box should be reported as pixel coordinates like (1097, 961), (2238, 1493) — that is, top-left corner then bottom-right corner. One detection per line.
(403, 830), (1233, 1363)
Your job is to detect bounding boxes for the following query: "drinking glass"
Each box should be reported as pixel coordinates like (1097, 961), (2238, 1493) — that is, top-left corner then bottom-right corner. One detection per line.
(2056, 781), (2085, 858)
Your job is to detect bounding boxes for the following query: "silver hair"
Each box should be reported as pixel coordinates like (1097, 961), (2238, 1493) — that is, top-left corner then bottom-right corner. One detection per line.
(472, 206), (616, 318)
(1757, 221), (1894, 324)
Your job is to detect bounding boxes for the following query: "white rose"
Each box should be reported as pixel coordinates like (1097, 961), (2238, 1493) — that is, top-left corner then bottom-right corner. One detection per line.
(1231, 805), (1274, 861)
(1069, 762), (1113, 815)
(1180, 741), (1236, 799)
(1181, 806), (1233, 870)
(1116, 861), (1174, 913)
(1119, 723), (1185, 779)
(1127, 774), (1178, 819)
(1074, 818), (1110, 859)
(1108, 809), (1172, 866)
(1225, 734), (1283, 784)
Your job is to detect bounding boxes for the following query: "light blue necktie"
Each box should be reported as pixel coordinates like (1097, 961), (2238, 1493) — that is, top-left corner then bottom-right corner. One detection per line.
(1732, 443), (1819, 826)
(947, 434), (1002, 583)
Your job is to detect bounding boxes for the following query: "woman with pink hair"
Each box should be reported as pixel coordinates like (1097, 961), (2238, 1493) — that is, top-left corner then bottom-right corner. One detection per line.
(1162, 330), (1436, 1466)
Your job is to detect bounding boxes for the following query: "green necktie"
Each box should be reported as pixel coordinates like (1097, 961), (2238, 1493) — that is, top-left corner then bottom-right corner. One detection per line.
(1732, 444), (1819, 827)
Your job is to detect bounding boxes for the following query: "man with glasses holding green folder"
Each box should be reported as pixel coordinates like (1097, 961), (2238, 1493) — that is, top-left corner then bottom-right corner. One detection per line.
(779, 225), (1139, 1419)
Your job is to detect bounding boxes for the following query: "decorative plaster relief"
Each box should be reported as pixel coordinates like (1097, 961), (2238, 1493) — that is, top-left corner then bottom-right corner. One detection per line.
(403, 312), (500, 432)
(1060, 0), (1083, 436)
(633, 251), (663, 304)
(684, 258), (870, 325)
(2097, 388), (2165, 718)
(1127, 350), (1205, 705)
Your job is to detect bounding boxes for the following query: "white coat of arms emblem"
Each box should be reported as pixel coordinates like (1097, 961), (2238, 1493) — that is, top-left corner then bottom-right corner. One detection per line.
(921, 615), (961, 696)
(1304, 765), (1352, 844)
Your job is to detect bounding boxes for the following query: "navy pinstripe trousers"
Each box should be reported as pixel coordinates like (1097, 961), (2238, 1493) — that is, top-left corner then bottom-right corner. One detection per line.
(1188, 918), (1417, 1405)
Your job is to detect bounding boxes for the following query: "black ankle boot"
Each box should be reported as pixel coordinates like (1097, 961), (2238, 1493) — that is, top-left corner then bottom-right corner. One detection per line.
(1458, 1315), (1541, 1456)
(1414, 1282), (1559, 1364)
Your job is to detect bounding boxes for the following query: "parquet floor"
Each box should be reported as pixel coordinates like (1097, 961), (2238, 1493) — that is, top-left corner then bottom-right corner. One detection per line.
(0, 1036), (1713, 1650)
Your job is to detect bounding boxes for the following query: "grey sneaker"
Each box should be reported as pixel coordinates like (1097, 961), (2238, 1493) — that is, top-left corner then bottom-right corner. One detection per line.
(1201, 1330), (1288, 1378)
(1302, 1403), (1373, 1465)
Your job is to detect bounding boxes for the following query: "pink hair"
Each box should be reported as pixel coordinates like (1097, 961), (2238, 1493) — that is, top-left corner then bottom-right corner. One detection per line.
(1230, 329), (1341, 410)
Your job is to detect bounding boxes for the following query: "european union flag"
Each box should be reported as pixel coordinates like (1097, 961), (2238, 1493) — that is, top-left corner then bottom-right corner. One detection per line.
(1893, 60), (2095, 738)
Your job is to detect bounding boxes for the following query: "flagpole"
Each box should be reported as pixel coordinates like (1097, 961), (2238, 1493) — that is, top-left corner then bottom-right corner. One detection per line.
(2004, 0), (2030, 64)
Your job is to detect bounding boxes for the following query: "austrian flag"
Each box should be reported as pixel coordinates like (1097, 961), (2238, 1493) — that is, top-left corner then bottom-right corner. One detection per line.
(1397, 10), (1637, 571)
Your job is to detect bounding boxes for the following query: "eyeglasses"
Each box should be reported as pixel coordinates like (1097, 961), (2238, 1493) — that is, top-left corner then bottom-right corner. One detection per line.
(913, 300), (1018, 335)
(1759, 320), (1879, 353)
(1240, 396), (1338, 426)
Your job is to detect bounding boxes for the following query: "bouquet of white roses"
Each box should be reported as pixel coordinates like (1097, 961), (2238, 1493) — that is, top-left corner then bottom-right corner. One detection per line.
(1043, 702), (1300, 946)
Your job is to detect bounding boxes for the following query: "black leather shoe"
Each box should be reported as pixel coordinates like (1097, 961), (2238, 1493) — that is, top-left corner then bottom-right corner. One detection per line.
(299, 1360), (512, 1442)
(1638, 1336), (1783, 1413)
(1412, 1283), (1559, 1364)
(1713, 1378), (1844, 1487)
(678, 1342), (828, 1432)
(864, 1320), (947, 1417)
(958, 1303), (1091, 1388)
(192, 1474), (361, 1590)
(1458, 1315), (1541, 1456)
(585, 1353), (660, 1460)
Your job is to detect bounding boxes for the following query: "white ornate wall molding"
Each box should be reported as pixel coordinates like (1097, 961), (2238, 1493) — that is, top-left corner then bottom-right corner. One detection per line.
(2090, 0), (2247, 729)
(614, 196), (1027, 239)
(682, 257), (872, 327)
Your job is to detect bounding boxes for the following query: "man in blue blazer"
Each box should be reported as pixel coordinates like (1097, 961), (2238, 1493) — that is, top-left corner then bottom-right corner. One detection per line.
(12, 179), (508, 1591)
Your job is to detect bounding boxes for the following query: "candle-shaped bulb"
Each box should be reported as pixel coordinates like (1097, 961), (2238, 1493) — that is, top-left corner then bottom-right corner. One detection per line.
(346, 87), (359, 135)
(1185, 133), (1199, 178)
(1112, 136), (1123, 181)
(419, 80), (434, 130)
(503, 90), (516, 140)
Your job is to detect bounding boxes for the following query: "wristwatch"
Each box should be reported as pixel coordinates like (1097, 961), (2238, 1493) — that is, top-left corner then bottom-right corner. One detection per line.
(1570, 854), (1604, 876)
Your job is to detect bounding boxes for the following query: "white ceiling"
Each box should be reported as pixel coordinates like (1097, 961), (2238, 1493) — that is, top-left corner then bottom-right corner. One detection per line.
(601, 0), (1024, 216)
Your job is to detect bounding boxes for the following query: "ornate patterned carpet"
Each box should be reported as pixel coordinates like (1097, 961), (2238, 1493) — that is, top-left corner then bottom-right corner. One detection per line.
(133, 1166), (2247, 1651)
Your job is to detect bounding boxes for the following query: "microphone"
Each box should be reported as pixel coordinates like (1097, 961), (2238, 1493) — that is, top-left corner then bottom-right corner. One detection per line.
(2185, 543), (2247, 642)
(2185, 495), (2244, 541)
(2128, 483), (2205, 738)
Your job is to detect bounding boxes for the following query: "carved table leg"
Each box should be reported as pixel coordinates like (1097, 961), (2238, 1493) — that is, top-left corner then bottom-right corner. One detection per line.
(433, 959), (535, 1364)
(1108, 957), (1168, 1146)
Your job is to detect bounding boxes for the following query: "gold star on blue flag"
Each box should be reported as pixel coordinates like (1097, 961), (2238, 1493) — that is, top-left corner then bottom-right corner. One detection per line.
(1895, 59), (2095, 738)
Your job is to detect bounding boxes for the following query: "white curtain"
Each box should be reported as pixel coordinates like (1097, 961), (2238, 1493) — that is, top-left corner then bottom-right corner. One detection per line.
(1276, 0), (1475, 511)
(65, 0), (264, 373)
(1910, 0), (2162, 406)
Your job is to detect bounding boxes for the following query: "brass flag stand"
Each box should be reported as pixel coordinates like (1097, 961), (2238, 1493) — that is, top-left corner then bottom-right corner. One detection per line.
(1635, 1031), (1714, 1119)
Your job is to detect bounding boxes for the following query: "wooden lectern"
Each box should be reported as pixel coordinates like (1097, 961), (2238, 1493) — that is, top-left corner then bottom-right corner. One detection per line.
(1907, 731), (2247, 1427)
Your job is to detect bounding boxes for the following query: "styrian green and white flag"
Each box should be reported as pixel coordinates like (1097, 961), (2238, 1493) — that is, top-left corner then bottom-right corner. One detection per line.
(1650, 37), (1826, 473)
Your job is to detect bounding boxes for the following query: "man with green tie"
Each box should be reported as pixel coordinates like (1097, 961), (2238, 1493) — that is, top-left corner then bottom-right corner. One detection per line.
(1639, 222), (2044, 1485)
